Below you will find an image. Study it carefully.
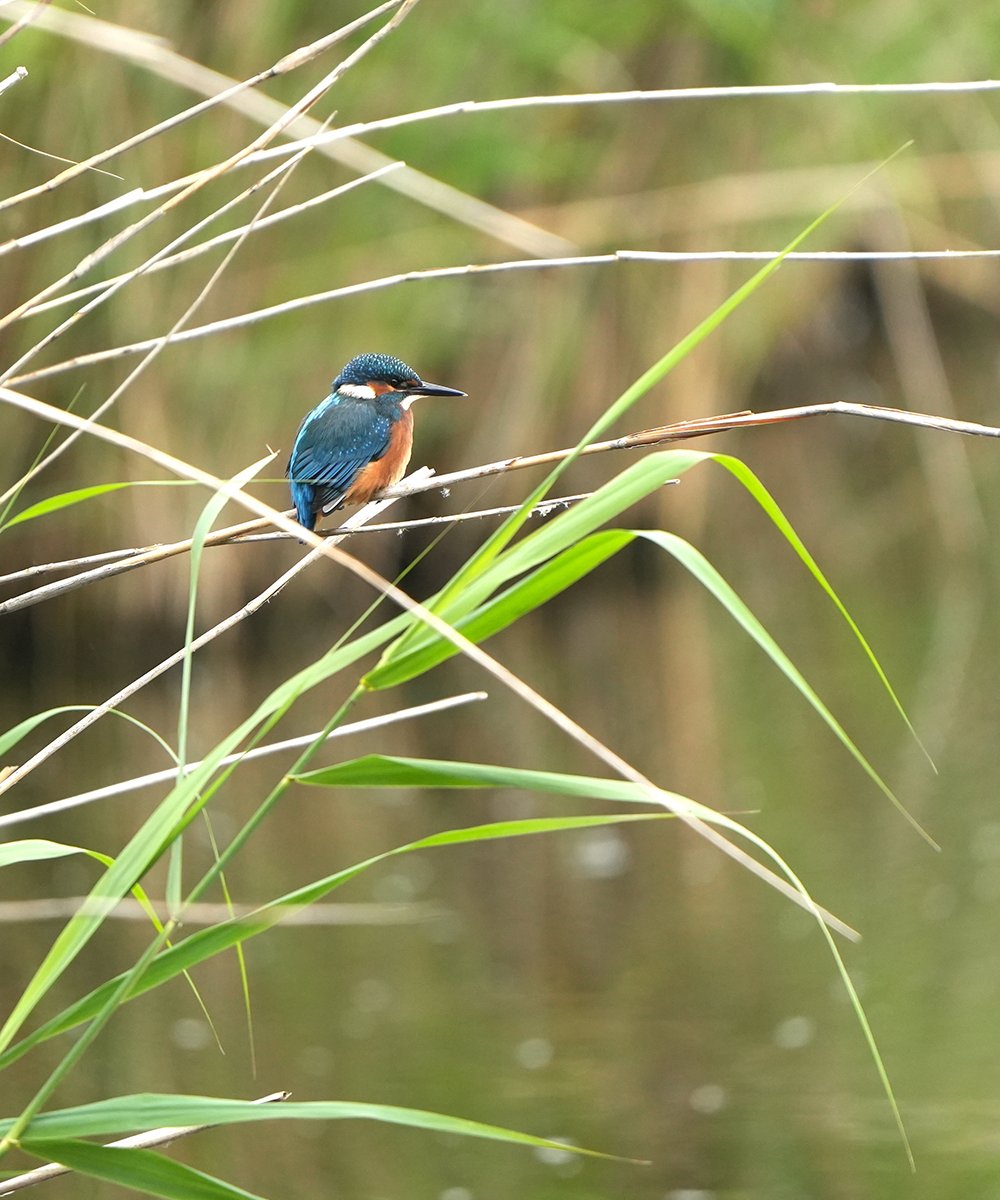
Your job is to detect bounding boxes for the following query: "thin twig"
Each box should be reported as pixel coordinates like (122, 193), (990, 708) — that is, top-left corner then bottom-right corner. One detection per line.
(695, 399), (1000, 440)
(0, 130), (123, 178)
(6, 63), (996, 269)
(0, 1092), (289, 1196)
(16, 244), (1000, 386)
(1, 518), (288, 611)
(1, 141), (396, 268)
(0, 691), (488, 828)
(5, 62), (991, 270)
(17, 74), (981, 215)
(25, 241), (1000, 323)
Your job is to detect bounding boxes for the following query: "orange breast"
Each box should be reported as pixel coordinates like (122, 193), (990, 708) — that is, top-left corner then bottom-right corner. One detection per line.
(342, 408), (414, 505)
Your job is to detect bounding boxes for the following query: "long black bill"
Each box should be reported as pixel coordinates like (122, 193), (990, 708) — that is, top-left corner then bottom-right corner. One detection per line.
(413, 381), (467, 398)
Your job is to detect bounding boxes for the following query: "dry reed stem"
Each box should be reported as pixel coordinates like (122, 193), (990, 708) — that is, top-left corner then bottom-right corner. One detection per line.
(14, 245), (1000, 387)
(18, 242), (1000, 326)
(0, 691), (488, 829)
(0, 384), (856, 939)
(229, 80), (1000, 179)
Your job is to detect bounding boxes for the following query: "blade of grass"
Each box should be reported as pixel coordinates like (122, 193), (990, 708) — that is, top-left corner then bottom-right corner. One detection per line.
(712, 451), (935, 770)
(16, 1097), (625, 1157)
(637, 529), (935, 846)
(169, 454), (275, 914)
(0, 481), (194, 532)
(19, 1139), (269, 1200)
(1, 706), (176, 767)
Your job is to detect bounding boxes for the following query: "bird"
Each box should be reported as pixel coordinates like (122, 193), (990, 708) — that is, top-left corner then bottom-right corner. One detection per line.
(287, 352), (467, 532)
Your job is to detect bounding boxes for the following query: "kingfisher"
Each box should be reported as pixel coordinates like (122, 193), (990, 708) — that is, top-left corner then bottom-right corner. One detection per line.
(287, 352), (467, 532)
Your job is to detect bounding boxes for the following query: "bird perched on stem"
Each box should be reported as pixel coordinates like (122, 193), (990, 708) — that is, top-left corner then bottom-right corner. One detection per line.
(287, 352), (467, 532)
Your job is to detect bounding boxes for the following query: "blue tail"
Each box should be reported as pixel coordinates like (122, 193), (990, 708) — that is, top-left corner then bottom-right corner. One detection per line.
(290, 480), (317, 531)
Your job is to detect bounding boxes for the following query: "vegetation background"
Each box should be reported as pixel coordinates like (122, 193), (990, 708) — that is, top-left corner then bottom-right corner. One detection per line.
(2, 0), (1000, 1195)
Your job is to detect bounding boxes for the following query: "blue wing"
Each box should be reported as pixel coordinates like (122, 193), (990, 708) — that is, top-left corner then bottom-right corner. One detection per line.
(287, 396), (391, 530)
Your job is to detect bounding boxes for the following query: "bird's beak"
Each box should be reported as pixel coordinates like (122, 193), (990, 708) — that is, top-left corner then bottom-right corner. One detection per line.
(413, 381), (467, 398)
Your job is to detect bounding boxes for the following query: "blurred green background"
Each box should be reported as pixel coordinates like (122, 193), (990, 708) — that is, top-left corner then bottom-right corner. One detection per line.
(3, 1), (1000, 1195)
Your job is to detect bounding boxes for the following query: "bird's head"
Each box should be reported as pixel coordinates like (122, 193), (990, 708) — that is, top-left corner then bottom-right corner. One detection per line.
(332, 352), (466, 405)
